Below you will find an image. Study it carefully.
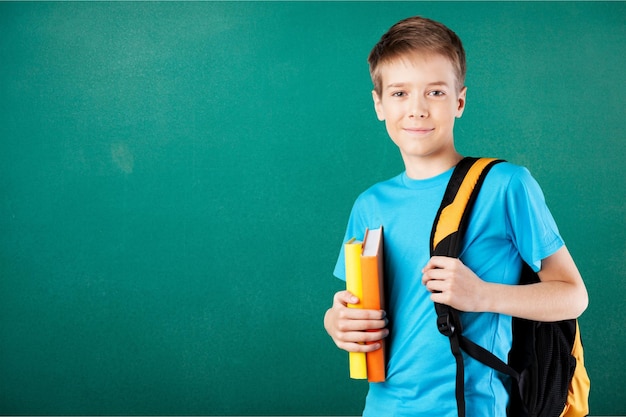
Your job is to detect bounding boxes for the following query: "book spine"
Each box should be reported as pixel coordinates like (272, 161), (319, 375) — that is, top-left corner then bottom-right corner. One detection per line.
(345, 240), (367, 379)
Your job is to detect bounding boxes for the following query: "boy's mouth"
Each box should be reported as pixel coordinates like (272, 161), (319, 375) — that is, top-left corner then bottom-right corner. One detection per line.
(404, 127), (434, 135)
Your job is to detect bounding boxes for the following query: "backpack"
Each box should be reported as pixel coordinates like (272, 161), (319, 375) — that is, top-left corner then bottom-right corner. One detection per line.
(431, 157), (590, 417)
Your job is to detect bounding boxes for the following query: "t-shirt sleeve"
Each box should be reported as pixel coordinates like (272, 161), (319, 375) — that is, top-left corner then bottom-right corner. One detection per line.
(505, 167), (564, 272)
(333, 198), (368, 281)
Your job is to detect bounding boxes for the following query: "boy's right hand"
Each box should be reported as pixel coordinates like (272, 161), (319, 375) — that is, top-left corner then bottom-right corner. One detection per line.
(323, 290), (389, 353)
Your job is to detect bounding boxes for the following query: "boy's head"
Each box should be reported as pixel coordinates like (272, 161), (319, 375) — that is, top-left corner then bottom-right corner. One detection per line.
(368, 16), (466, 96)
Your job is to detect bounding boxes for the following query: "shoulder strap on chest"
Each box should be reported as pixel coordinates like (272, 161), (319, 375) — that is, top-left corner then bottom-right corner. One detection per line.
(430, 157), (509, 417)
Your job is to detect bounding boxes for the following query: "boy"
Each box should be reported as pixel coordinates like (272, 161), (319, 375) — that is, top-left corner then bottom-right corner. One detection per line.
(323, 16), (588, 416)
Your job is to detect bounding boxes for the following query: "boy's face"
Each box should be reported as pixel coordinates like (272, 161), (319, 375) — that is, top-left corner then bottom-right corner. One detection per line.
(372, 53), (466, 175)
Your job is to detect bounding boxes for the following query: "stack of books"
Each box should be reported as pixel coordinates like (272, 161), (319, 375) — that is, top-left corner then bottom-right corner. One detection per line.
(344, 226), (386, 383)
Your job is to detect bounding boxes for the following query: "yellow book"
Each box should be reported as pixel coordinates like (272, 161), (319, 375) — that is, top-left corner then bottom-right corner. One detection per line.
(345, 238), (367, 379)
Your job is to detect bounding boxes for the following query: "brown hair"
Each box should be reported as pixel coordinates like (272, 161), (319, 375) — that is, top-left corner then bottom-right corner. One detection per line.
(368, 16), (466, 95)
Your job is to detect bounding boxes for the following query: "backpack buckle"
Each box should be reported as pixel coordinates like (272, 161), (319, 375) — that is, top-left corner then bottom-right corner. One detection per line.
(437, 314), (456, 336)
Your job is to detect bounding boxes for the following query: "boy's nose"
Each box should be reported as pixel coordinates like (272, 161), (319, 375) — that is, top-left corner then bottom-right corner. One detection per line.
(408, 97), (428, 119)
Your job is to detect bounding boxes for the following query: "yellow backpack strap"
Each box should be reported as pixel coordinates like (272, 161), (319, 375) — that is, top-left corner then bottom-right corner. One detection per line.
(431, 156), (505, 417)
(431, 157), (504, 256)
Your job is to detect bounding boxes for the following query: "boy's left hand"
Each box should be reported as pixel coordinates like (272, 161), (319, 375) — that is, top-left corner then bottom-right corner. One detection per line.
(421, 256), (486, 312)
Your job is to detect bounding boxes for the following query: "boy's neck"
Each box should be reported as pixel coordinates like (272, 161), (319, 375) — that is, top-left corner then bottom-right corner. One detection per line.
(403, 152), (463, 180)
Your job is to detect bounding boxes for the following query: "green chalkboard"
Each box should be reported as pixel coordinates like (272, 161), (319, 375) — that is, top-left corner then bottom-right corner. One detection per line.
(1, 2), (624, 415)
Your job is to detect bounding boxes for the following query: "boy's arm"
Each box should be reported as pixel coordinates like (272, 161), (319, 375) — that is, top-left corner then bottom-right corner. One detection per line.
(422, 245), (588, 321)
(324, 290), (389, 353)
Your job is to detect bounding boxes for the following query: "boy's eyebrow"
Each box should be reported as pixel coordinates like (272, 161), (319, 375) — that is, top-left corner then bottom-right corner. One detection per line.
(386, 82), (408, 89)
(385, 81), (451, 89)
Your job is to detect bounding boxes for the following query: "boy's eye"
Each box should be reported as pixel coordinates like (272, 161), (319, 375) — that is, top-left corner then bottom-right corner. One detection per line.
(391, 91), (406, 97)
(428, 90), (446, 97)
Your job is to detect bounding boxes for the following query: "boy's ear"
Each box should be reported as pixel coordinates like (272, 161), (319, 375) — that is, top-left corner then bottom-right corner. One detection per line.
(456, 86), (467, 118)
(372, 90), (385, 121)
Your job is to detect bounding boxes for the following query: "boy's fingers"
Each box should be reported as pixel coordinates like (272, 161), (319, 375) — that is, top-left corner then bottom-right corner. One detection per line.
(333, 291), (386, 320)
(342, 327), (389, 342)
(334, 290), (359, 306)
(354, 308), (387, 321)
(327, 291), (389, 353)
(337, 314), (388, 331)
(341, 340), (385, 353)
(422, 255), (455, 272)
(424, 279), (446, 294)
(422, 267), (448, 283)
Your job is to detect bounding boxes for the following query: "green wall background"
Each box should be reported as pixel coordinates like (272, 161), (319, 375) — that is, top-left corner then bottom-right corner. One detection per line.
(1, 1), (624, 415)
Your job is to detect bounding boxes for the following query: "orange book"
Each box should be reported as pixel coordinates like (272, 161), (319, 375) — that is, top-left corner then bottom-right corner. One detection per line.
(360, 226), (386, 382)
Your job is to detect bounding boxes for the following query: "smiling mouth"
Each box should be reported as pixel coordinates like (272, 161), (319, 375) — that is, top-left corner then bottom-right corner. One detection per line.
(404, 127), (434, 134)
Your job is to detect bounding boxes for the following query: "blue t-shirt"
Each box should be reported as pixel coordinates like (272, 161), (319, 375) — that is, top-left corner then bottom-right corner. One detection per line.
(333, 162), (563, 416)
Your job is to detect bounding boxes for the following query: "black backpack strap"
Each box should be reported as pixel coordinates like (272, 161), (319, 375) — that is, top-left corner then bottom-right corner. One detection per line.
(431, 157), (509, 417)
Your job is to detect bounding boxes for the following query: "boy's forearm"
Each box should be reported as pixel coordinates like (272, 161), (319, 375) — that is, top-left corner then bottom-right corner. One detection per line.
(483, 246), (588, 321)
(483, 279), (588, 321)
